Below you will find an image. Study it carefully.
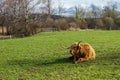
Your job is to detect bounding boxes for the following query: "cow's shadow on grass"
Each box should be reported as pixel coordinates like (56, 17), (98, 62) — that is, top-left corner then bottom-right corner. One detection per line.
(7, 52), (120, 69)
(7, 57), (73, 67)
(41, 57), (73, 65)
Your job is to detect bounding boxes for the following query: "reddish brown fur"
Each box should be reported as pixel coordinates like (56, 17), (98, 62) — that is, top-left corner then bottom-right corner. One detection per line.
(69, 42), (96, 64)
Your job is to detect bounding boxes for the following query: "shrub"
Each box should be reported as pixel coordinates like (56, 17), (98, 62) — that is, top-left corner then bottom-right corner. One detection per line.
(103, 17), (114, 30)
(55, 19), (68, 30)
(95, 18), (104, 29)
(76, 19), (88, 29)
(114, 18), (120, 30)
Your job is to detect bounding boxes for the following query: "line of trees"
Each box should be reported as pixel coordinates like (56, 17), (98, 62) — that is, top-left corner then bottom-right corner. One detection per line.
(0, 0), (36, 36)
(75, 1), (120, 30)
(0, 0), (120, 37)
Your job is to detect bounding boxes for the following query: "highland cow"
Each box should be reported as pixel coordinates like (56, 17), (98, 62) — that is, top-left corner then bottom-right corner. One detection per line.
(68, 42), (96, 64)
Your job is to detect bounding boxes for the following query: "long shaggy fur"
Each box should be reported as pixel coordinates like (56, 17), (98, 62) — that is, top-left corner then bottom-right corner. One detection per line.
(69, 42), (96, 64)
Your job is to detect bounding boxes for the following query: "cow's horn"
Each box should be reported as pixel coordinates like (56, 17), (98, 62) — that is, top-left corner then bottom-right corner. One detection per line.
(61, 44), (70, 49)
(78, 41), (82, 45)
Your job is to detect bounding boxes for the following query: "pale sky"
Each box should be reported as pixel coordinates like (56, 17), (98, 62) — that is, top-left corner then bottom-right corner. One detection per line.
(34, 0), (120, 14)
(53, 0), (120, 9)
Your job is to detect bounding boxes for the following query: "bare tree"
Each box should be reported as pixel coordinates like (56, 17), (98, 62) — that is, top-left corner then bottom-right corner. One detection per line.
(75, 6), (78, 19)
(0, 0), (4, 15)
(57, 0), (65, 16)
(75, 5), (85, 20)
(46, 0), (51, 17)
(90, 4), (102, 18)
(108, 1), (118, 11)
(102, 6), (119, 19)
(0, 0), (39, 36)
(0, 0), (5, 35)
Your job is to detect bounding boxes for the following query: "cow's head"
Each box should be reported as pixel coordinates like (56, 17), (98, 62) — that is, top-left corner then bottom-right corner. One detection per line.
(69, 41), (81, 55)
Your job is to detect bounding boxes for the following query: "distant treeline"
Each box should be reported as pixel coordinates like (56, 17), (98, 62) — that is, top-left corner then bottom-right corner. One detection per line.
(0, 0), (120, 37)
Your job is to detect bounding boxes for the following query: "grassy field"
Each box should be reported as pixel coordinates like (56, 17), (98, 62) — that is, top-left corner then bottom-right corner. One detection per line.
(0, 30), (120, 80)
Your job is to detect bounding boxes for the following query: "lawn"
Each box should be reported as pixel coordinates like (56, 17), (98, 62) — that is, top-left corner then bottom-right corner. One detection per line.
(0, 30), (120, 80)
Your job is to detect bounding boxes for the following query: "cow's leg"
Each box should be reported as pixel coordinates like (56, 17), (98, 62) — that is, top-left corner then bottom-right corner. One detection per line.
(74, 58), (88, 63)
(79, 57), (89, 62)
(75, 56), (89, 63)
(73, 55), (77, 64)
(78, 53), (90, 62)
(74, 56), (80, 64)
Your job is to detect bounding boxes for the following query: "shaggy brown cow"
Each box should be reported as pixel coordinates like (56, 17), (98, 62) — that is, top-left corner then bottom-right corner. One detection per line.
(68, 42), (96, 64)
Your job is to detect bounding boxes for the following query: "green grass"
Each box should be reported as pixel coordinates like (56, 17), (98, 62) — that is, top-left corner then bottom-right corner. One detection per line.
(0, 30), (120, 80)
